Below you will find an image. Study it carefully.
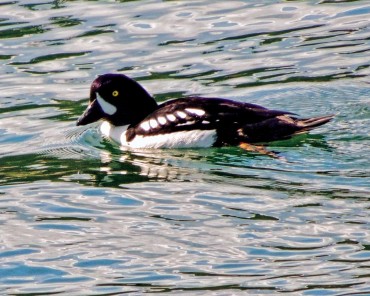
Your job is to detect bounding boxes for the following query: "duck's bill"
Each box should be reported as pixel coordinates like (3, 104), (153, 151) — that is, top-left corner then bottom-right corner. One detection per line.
(76, 99), (104, 126)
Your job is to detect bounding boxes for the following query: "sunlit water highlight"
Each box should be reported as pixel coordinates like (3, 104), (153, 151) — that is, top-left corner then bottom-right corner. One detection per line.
(0, 0), (369, 294)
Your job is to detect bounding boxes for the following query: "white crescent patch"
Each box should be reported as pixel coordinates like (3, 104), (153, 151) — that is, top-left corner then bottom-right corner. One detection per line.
(96, 93), (117, 115)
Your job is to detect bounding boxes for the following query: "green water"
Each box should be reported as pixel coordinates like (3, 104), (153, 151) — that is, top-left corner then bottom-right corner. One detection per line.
(0, 0), (369, 294)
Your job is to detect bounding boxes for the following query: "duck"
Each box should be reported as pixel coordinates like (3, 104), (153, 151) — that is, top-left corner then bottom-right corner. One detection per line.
(76, 73), (333, 152)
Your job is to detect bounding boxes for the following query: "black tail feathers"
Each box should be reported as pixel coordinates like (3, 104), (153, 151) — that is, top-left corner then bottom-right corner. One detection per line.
(295, 114), (335, 133)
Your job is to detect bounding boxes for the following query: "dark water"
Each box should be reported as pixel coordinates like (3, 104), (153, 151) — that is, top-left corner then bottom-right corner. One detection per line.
(1, 0), (369, 294)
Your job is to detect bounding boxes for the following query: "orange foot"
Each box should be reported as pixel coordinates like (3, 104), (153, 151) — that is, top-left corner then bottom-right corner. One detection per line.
(239, 142), (282, 159)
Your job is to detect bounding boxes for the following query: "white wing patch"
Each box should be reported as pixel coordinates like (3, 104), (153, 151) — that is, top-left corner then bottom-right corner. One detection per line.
(149, 119), (158, 129)
(166, 114), (176, 122)
(177, 120), (196, 127)
(138, 107), (209, 133)
(176, 111), (187, 119)
(185, 108), (205, 116)
(140, 121), (150, 131)
(157, 116), (167, 125)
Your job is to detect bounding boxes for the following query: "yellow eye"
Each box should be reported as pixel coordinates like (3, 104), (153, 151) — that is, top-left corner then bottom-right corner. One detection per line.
(112, 90), (119, 97)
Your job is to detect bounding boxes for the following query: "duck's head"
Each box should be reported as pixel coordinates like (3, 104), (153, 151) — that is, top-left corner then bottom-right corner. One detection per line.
(76, 73), (158, 126)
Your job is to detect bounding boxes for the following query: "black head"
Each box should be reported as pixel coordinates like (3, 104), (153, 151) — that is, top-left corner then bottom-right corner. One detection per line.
(76, 73), (158, 126)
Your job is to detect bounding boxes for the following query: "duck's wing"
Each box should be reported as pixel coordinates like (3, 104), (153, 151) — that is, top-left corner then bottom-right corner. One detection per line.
(125, 97), (291, 141)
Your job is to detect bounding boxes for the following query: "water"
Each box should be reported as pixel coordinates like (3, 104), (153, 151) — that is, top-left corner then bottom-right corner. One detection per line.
(0, 0), (369, 294)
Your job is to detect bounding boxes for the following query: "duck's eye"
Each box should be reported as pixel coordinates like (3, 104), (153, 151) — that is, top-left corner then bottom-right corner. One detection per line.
(112, 90), (119, 97)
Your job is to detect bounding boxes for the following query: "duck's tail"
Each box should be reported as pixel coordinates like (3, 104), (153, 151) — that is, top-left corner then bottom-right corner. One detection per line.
(294, 114), (335, 134)
(239, 114), (335, 143)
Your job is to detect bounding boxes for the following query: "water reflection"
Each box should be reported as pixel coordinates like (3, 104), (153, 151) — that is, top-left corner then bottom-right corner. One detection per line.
(1, 0), (370, 295)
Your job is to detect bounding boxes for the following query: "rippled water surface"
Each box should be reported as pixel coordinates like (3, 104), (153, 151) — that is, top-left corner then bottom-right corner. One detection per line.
(1, 0), (370, 294)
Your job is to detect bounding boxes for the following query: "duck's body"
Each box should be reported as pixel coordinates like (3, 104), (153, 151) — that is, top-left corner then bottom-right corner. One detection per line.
(100, 121), (217, 149)
(77, 74), (333, 150)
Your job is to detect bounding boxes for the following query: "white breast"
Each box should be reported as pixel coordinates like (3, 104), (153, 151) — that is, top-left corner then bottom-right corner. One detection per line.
(100, 121), (216, 149)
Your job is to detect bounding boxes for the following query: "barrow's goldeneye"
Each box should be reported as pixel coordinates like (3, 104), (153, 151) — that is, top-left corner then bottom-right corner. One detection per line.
(76, 73), (333, 150)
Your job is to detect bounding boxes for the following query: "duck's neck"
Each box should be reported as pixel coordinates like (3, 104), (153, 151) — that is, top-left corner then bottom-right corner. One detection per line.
(132, 96), (158, 125)
(108, 95), (158, 127)
(125, 77), (159, 125)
